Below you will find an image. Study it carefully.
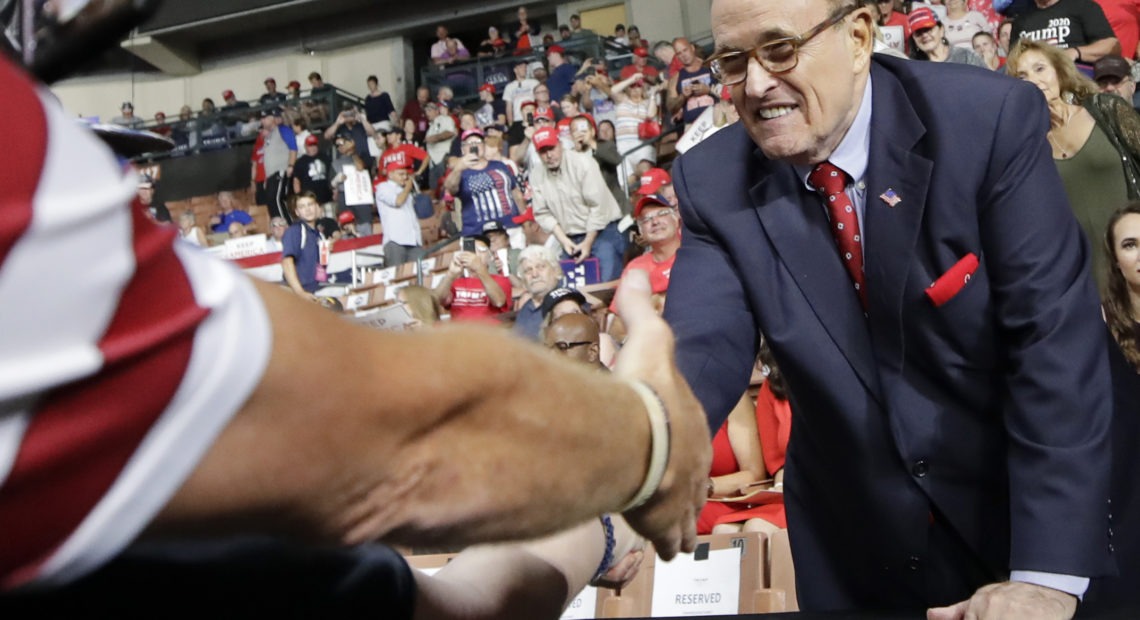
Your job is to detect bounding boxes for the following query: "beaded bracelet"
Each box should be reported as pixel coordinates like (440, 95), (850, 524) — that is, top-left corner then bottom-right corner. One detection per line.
(620, 380), (671, 512)
(591, 514), (616, 584)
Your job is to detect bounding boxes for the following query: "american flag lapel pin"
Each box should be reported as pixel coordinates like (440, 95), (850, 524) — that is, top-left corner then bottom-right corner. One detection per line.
(879, 188), (901, 207)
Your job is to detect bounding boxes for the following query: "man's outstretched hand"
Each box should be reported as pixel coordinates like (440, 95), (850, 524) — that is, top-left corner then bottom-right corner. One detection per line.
(612, 270), (711, 561)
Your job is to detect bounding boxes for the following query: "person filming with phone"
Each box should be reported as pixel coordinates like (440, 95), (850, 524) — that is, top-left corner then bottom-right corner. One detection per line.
(432, 235), (511, 323)
(443, 128), (526, 245)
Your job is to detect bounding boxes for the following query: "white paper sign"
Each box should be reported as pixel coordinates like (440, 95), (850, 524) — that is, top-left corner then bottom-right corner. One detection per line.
(223, 234), (270, 259)
(650, 547), (741, 616)
(349, 303), (416, 331)
(375, 266), (398, 284)
(345, 292), (370, 311)
(419, 257), (437, 272)
(559, 585), (597, 619)
(880, 25), (905, 53)
(343, 164), (374, 206)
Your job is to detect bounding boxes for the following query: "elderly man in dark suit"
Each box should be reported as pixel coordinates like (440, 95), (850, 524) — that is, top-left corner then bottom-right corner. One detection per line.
(663, 0), (1114, 618)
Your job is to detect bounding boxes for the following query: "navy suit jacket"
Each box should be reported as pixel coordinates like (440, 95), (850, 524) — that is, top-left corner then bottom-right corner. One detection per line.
(665, 55), (1114, 610)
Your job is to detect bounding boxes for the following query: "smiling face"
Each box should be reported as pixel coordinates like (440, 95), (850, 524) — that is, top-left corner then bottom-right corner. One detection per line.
(1114, 213), (1140, 291)
(637, 205), (680, 244)
(714, 0), (873, 166)
(913, 22), (944, 54)
(1011, 49), (1062, 105)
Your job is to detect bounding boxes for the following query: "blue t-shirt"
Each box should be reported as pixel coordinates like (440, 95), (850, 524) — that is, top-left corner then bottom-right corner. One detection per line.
(548, 63), (580, 102)
(511, 299), (544, 340)
(281, 222), (322, 292)
(457, 160), (521, 237)
(211, 209), (253, 233)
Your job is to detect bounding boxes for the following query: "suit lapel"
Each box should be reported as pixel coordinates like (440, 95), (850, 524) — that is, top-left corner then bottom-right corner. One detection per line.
(863, 65), (933, 374)
(750, 160), (883, 403)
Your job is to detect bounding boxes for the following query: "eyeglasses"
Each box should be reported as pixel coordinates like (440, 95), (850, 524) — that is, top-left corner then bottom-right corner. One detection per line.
(550, 340), (593, 351)
(637, 208), (675, 225)
(705, 3), (859, 85)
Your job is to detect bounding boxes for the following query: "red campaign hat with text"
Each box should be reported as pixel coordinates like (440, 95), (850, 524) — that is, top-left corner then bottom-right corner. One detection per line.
(636, 168), (672, 195)
(908, 7), (938, 31)
(532, 127), (560, 150)
(534, 106), (556, 121)
(385, 159), (413, 172)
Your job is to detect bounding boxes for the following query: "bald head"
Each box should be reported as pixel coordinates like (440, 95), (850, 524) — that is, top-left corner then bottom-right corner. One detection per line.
(545, 314), (601, 365)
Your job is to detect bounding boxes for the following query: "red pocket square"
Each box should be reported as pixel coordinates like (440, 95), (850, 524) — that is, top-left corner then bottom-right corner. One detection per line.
(925, 253), (979, 307)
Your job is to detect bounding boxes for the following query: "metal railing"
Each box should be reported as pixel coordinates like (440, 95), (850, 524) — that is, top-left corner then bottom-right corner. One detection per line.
(128, 86), (366, 162)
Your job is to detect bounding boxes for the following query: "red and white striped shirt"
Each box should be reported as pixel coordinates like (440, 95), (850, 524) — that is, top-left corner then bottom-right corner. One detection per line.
(0, 58), (271, 591)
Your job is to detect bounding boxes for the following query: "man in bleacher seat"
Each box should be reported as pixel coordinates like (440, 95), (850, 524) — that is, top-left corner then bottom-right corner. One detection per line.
(281, 191), (329, 302)
(209, 190), (254, 235)
(545, 313), (606, 370)
(432, 236), (511, 323)
(513, 244), (565, 339)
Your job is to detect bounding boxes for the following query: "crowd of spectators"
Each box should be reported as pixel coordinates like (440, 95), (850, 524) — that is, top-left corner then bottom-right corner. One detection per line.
(119, 1), (1140, 606)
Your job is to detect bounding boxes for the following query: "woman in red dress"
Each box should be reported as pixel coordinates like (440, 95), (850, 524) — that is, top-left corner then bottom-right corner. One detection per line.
(697, 344), (792, 536)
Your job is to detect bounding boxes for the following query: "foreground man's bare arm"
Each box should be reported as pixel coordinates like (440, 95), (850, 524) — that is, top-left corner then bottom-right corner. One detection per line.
(152, 271), (710, 560)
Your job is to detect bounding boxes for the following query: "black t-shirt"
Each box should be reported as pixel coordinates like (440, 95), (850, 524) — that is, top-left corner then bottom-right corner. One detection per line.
(364, 92), (396, 124)
(259, 92), (287, 106)
(1011, 0), (1115, 50)
(0, 539), (416, 618)
(294, 153), (334, 204)
(507, 121), (529, 147)
(315, 217), (341, 238)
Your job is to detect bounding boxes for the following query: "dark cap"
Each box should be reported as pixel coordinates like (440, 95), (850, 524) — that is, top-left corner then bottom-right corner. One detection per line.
(1094, 54), (1131, 81)
(541, 287), (588, 318)
(482, 220), (507, 235)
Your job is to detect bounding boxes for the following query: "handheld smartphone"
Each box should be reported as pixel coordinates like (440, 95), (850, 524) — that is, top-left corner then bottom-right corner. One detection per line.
(461, 237), (476, 253)
(468, 144), (479, 156)
(525, 112), (534, 125)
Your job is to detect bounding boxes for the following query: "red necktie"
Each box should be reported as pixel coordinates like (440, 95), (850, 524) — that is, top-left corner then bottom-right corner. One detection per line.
(808, 162), (867, 310)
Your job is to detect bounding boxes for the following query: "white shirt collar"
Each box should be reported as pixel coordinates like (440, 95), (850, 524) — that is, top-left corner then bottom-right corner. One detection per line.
(795, 76), (873, 190)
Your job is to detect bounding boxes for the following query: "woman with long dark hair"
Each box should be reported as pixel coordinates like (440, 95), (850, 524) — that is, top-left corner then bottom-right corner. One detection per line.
(1085, 204), (1140, 611)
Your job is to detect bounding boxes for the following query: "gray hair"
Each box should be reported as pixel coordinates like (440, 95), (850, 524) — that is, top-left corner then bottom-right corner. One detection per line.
(518, 244), (561, 272)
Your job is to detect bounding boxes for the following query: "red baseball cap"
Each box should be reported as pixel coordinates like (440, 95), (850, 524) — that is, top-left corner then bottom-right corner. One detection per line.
(288, 80), (302, 90)
(385, 160), (412, 172)
(532, 127), (560, 150)
(908, 7), (938, 31)
(222, 89), (235, 99)
(337, 211), (356, 224)
(633, 47), (649, 58)
(534, 106), (556, 122)
(264, 77), (276, 84)
(479, 83), (496, 94)
(304, 135), (320, 146)
(518, 99), (537, 110)
(636, 168), (672, 195)
(512, 207), (536, 224)
(573, 113), (596, 132)
(634, 193), (673, 218)
(547, 44), (565, 56)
